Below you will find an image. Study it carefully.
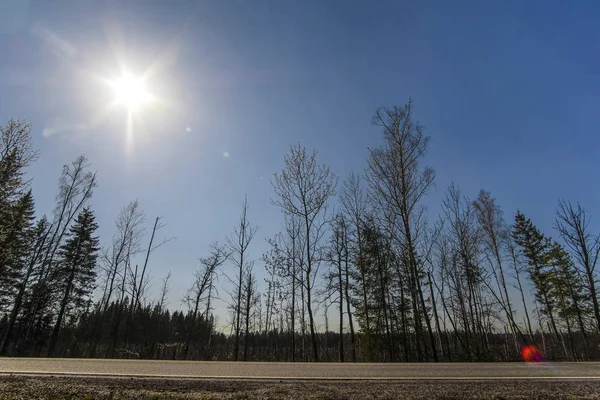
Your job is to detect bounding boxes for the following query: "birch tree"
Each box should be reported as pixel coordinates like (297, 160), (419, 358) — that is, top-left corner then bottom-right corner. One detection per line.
(271, 144), (337, 362)
(227, 196), (257, 361)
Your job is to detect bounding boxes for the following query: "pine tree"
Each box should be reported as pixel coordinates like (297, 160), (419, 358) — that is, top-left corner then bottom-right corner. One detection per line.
(548, 242), (591, 347)
(0, 120), (38, 314)
(47, 207), (99, 356)
(0, 190), (35, 312)
(0, 216), (52, 355)
(512, 212), (560, 340)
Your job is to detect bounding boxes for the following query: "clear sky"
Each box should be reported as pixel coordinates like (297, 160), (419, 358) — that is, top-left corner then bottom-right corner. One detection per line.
(1, 0), (599, 327)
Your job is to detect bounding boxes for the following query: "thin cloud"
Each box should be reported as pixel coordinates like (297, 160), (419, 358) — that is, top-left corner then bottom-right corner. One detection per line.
(42, 123), (93, 138)
(31, 25), (77, 58)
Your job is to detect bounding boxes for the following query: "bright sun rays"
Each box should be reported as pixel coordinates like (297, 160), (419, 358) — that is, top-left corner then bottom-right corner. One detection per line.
(103, 68), (157, 153)
(35, 23), (183, 155)
(109, 72), (150, 111)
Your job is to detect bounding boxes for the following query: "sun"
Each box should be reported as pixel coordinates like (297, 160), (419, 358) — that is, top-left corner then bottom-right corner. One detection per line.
(109, 73), (150, 110)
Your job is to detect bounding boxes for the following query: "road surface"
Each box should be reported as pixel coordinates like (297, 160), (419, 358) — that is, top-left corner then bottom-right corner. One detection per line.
(1, 358), (599, 380)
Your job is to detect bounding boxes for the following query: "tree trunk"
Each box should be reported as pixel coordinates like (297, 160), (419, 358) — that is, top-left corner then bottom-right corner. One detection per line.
(343, 254), (356, 362)
(337, 255), (344, 362)
(303, 212), (319, 362)
(427, 272), (443, 361)
(306, 269), (318, 362)
(585, 268), (600, 333)
(0, 226), (50, 355)
(399, 273), (409, 362)
(48, 265), (76, 356)
(511, 249), (534, 340)
(291, 259), (296, 362)
(234, 250), (244, 361)
(243, 273), (252, 361)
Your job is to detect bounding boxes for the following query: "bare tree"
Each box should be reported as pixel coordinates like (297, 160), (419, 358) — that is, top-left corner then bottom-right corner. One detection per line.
(130, 217), (174, 311)
(271, 144), (337, 362)
(242, 266), (260, 361)
(263, 234), (285, 334)
(340, 172), (367, 345)
(473, 190), (521, 348)
(157, 271), (172, 312)
(0, 119), (38, 162)
(555, 200), (600, 332)
(87, 200), (144, 357)
(441, 184), (491, 360)
(506, 233), (534, 339)
(183, 243), (228, 359)
(285, 215), (304, 361)
(124, 216), (174, 346)
(325, 213), (348, 362)
(100, 201), (145, 313)
(365, 102), (437, 361)
(264, 214), (305, 361)
(226, 196), (257, 361)
(0, 119), (38, 204)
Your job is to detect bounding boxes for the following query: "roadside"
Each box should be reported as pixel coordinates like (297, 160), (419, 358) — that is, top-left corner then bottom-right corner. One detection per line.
(2, 376), (600, 399)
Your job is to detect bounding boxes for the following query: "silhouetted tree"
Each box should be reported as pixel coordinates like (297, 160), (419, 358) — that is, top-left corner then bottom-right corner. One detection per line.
(2, 111), (600, 362)
(512, 212), (563, 350)
(48, 207), (99, 356)
(272, 144), (337, 362)
(555, 200), (600, 333)
(365, 101), (437, 361)
(227, 196), (257, 361)
(183, 243), (228, 359)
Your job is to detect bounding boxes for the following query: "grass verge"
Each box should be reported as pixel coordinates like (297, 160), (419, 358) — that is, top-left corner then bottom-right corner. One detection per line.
(1, 375), (600, 399)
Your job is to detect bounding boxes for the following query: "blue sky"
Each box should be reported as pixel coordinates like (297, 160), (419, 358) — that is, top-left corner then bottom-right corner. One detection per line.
(1, 0), (599, 327)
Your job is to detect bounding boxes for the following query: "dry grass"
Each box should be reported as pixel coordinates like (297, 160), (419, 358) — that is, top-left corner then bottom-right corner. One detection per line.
(1, 376), (600, 399)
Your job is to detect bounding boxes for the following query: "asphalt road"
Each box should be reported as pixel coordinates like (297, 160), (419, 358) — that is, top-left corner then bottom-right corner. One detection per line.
(1, 358), (600, 380)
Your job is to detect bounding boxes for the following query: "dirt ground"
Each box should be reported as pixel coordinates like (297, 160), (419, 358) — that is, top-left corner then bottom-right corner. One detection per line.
(0, 375), (600, 399)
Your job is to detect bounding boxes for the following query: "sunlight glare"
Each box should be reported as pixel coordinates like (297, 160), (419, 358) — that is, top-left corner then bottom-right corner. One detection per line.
(110, 73), (150, 110)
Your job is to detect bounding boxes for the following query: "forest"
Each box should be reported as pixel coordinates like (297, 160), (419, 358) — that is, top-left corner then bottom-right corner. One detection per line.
(1, 101), (599, 362)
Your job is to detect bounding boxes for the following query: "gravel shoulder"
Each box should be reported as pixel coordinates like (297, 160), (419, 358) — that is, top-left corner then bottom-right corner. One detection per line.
(1, 375), (600, 399)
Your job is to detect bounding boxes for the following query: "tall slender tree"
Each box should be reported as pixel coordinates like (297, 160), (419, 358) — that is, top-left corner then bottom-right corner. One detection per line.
(325, 213), (348, 362)
(242, 267), (259, 361)
(365, 101), (437, 361)
(183, 243), (228, 359)
(48, 208), (99, 356)
(555, 200), (600, 333)
(0, 190), (35, 312)
(227, 196), (257, 361)
(18, 156), (96, 352)
(473, 190), (520, 341)
(0, 215), (50, 355)
(512, 212), (562, 343)
(0, 120), (38, 315)
(272, 144), (337, 362)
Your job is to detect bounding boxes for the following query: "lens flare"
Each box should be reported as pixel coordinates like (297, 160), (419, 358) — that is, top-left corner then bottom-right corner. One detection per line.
(521, 345), (543, 363)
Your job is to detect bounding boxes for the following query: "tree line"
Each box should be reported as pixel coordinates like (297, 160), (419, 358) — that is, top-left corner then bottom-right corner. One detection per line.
(1, 102), (599, 362)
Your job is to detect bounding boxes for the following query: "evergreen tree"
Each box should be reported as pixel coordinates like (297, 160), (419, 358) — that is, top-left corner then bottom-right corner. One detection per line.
(47, 207), (99, 355)
(512, 212), (560, 339)
(548, 242), (591, 339)
(0, 120), (38, 313)
(0, 216), (52, 355)
(353, 217), (395, 361)
(0, 190), (35, 312)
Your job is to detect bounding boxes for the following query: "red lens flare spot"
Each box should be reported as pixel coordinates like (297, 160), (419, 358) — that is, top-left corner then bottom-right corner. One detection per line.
(521, 345), (543, 363)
